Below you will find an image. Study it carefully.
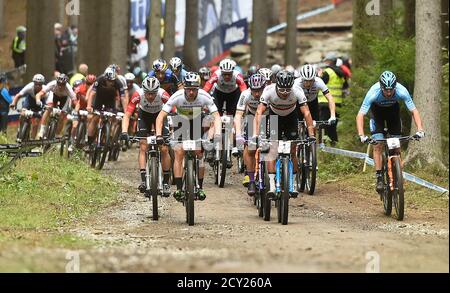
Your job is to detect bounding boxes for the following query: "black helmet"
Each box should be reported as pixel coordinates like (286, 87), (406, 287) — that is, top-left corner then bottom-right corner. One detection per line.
(276, 70), (295, 89)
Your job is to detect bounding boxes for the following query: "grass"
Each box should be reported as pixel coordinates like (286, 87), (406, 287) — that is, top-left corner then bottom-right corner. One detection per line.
(0, 151), (119, 248)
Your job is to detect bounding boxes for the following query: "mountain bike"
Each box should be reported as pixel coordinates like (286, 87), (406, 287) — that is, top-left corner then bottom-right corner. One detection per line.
(16, 110), (42, 143)
(254, 142), (271, 221)
(90, 108), (116, 170)
(108, 112), (125, 162)
(213, 115), (233, 188)
(73, 110), (89, 150)
(366, 135), (416, 221)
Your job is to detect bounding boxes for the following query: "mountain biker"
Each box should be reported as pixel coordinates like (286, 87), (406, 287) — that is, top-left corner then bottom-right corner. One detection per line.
(356, 71), (425, 193)
(254, 70), (316, 198)
(199, 67), (211, 89)
(156, 72), (222, 202)
(121, 77), (172, 196)
(258, 68), (273, 86)
(234, 73), (268, 196)
(10, 74), (46, 141)
(148, 59), (183, 95)
(169, 57), (188, 82)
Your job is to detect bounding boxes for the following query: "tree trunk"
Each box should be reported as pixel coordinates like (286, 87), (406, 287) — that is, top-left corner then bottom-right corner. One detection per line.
(183, 0), (199, 70)
(442, 0), (449, 50)
(285, 0), (297, 67)
(403, 0), (415, 38)
(0, 0), (4, 37)
(78, 0), (129, 75)
(148, 0), (162, 65)
(251, 0), (269, 67)
(163, 0), (176, 61)
(58, 0), (67, 26)
(405, 0), (444, 169)
(26, 0), (59, 81)
(352, 0), (370, 69)
(268, 0), (280, 27)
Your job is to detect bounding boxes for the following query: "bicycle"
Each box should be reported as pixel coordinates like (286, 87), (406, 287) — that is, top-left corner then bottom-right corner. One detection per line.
(132, 132), (168, 221)
(73, 110), (89, 150)
(297, 120), (330, 195)
(366, 135), (416, 221)
(170, 138), (208, 226)
(213, 115), (233, 188)
(42, 105), (67, 153)
(89, 108), (116, 170)
(254, 141), (271, 221)
(108, 112), (125, 162)
(16, 109), (42, 143)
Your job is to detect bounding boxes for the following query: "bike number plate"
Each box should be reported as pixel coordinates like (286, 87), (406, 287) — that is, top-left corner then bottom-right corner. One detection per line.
(278, 141), (291, 154)
(183, 140), (197, 151)
(387, 138), (400, 150)
(147, 136), (157, 145)
(221, 116), (231, 124)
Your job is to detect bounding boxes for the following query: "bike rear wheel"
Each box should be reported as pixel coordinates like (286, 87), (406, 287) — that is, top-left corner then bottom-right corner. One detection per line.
(150, 156), (159, 221)
(60, 121), (72, 158)
(305, 142), (317, 195)
(18, 120), (31, 143)
(281, 157), (290, 225)
(263, 171), (271, 222)
(392, 157), (404, 221)
(186, 158), (195, 226)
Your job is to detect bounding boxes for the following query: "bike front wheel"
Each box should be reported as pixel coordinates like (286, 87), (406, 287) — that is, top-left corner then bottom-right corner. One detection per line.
(391, 157), (404, 221)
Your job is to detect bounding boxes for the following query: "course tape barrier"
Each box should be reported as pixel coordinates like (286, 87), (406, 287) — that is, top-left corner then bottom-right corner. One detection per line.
(318, 144), (449, 195)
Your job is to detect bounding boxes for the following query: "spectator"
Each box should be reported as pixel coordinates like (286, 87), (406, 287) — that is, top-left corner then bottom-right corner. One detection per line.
(69, 63), (89, 86)
(0, 75), (12, 135)
(318, 52), (346, 144)
(11, 26), (26, 68)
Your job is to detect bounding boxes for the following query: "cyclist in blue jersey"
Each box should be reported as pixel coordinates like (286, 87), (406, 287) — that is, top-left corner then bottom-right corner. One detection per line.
(356, 71), (425, 193)
(169, 57), (188, 83)
(148, 59), (183, 95)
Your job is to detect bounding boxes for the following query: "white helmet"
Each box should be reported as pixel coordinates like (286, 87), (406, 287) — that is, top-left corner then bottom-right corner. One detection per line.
(104, 68), (117, 81)
(142, 77), (160, 93)
(271, 64), (282, 75)
(219, 58), (236, 73)
(169, 57), (183, 71)
(32, 74), (45, 84)
(124, 73), (135, 81)
(258, 68), (273, 82)
(299, 64), (317, 81)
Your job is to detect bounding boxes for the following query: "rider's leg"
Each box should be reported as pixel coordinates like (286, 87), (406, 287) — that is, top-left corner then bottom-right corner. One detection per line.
(138, 139), (148, 193)
(245, 147), (257, 195)
(87, 115), (99, 145)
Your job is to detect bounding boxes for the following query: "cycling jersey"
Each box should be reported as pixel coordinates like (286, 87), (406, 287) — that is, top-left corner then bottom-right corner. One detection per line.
(42, 80), (76, 101)
(148, 69), (182, 94)
(359, 82), (416, 115)
(74, 83), (92, 109)
(260, 84), (307, 116)
(162, 89), (218, 120)
(127, 83), (141, 98)
(127, 88), (170, 115)
(203, 70), (247, 94)
(19, 82), (41, 99)
(236, 88), (267, 115)
(92, 76), (125, 110)
(294, 77), (329, 102)
(174, 68), (188, 83)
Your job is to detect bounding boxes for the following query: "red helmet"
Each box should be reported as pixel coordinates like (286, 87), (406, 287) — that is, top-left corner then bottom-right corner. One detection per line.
(86, 74), (97, 85)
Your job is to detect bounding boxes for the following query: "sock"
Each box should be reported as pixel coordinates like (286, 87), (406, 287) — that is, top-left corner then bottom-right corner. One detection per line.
(174, 177), (183, 190)
(248, 172), (255, 182)
(163, 172), (171, 184)
(140, 169), (146, 182)
(198, 178), (204, 189)
(269, 173), (276, 191)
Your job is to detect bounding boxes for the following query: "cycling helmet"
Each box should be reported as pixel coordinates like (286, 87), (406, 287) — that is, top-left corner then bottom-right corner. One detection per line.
(124, 73), (136, 81)
(247, 64), (260, 78)
(248, 73), (266, 90)
(258, 68), (273, 82)
(184, 72), (201, 88)
(379, 71), (397, 90)
(152, 59), (168, 72)
(276, 70), (295, 89)
(86, 74), (97, 85)
(299, 64), (316, 81)
(199, 67), (211, 80)
(16, 26), (27, 33)
(104, 68), (117, 81)
(142, 77), (160, 93)
(219, 59), (236, 73)
(271, 64), (282, 76)
(56, 73), (69, 84)
(73, 80), (83, 89)
(32, 74), (45, 84)
(169, 57), (183, 71)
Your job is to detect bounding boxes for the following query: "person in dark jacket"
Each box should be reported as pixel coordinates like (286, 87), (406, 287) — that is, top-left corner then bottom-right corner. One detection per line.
(11, 26), (26, 68)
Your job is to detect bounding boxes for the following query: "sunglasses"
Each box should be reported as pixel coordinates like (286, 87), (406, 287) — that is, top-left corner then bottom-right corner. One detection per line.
(277, 87), (292, 94)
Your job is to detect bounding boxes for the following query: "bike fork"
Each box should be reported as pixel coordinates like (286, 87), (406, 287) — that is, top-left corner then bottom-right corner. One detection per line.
(275, 159), (281, 193)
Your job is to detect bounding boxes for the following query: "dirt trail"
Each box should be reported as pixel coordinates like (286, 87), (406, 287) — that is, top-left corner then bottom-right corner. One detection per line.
(1, 149), (447, 272)
(62, 149), (447, 273)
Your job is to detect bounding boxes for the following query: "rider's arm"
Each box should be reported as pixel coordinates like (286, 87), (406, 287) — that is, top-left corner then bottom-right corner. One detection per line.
(156, 111), (169, 137)
(356, 112), (365, 137)
(11, 93), (23, 107)
(234, 110), (244, 137)
(324, 92), (336, 118)
(87, 82), (98, 110)
(254, 103), (267, 137)
(236, 73), (248, 92)
(411, 109), (424, 132)
(356, 85), (378, 136)
(203, 72), (218, 92)
(299, 103), (315, 136)
(35, 90), (46, 106)
(122, 92), (139, 133)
